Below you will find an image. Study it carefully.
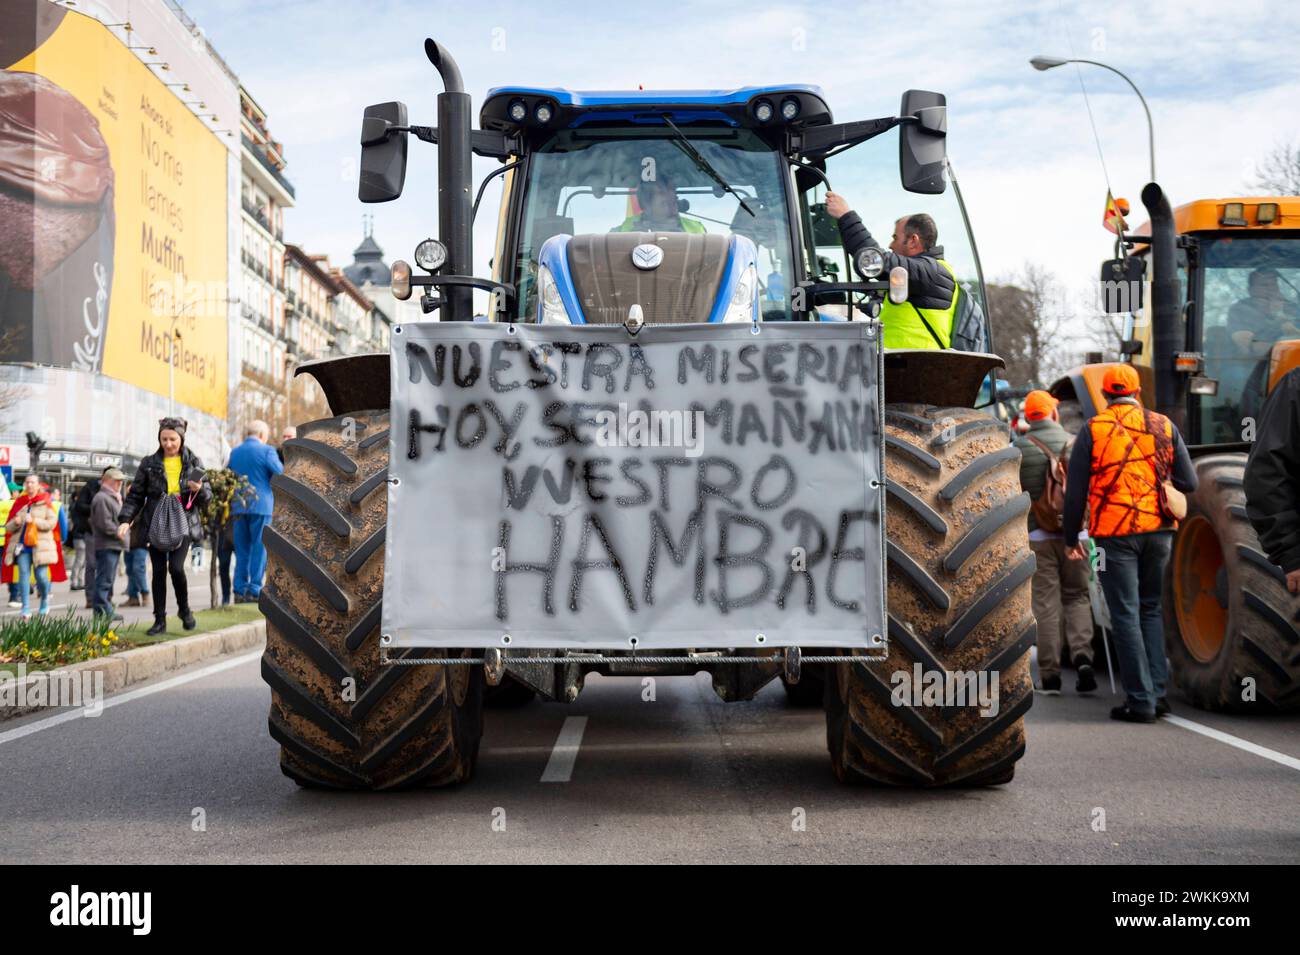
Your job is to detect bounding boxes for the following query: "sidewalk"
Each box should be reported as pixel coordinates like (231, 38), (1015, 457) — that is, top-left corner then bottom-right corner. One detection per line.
(2, 549), (239, 628)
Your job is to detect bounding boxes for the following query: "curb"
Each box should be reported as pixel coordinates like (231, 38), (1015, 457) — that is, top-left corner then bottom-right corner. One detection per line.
(0, 619), (266, 722)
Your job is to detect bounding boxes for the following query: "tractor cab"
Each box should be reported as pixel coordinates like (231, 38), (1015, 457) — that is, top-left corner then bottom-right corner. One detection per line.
(1060, 196), (1300, 447)
(477, 87), (991, 334)
(357, 57), (990, 344)
(1126, 198), (1300, 446)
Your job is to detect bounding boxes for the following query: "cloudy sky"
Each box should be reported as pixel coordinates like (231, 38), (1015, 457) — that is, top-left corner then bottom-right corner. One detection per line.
(186, 0), (1298, 326)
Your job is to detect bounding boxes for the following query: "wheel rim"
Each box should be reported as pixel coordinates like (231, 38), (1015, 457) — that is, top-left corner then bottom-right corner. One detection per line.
(1172, 514), (1228, 663)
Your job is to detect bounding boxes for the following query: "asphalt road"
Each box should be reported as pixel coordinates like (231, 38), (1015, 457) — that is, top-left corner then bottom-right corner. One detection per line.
(1, 648), (1297, 864)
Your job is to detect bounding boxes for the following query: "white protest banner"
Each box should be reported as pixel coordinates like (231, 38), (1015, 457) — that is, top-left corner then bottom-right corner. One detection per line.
(384, 322), (886, 651)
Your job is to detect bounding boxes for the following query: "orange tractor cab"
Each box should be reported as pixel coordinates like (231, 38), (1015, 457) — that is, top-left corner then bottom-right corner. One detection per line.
(1051, 190), (1300, 712)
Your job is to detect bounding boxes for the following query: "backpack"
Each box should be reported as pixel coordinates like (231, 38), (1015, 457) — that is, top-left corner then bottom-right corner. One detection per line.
(1024, 435), (1067, 533)
(148, 493), (190, 552)
(950, 283), (990, 353)
(912, 283), (990, 352)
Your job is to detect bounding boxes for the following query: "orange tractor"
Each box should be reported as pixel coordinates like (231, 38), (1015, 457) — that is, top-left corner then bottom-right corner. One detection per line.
(1051, 189), (1300, 711)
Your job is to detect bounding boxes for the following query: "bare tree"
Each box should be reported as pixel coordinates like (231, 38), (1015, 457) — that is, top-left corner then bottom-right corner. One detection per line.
(1249, 140), (1300, 195)
(986, 263), (1070, 386)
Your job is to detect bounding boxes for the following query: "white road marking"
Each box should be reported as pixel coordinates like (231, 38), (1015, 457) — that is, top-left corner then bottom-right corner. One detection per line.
(540, 715), (588, 783)
(1164, 715), (1300, 772)
(0, 650), (262, 746)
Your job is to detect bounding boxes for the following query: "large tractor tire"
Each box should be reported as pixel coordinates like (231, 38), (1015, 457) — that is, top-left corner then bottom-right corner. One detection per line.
(1165, 453), (1300, 712)
(260, 410), (484, 789)
(825, 404), (1035, 786)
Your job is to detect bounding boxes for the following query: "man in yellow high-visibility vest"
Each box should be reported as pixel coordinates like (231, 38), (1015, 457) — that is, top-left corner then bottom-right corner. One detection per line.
(614, 176), (706, 234)
(826, 193), (956, 349)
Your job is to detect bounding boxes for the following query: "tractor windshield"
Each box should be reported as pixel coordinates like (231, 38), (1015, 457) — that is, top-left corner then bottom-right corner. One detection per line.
(513, 125), (795, 321)
(1197, 236), (1300, 442)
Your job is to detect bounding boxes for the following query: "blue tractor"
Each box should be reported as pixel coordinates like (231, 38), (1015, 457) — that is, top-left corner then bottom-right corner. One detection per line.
(264, 40), (1033, 789)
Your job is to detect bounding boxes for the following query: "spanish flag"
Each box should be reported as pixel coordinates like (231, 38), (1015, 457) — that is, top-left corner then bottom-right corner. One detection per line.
(1103, 191), (1130, 235)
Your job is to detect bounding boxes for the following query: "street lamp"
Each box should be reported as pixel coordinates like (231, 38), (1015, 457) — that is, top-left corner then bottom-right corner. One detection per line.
(1030, 55), (1156, 182)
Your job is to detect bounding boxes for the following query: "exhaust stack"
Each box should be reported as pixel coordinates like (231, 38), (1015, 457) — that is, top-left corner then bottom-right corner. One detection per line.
(425, 39), (473, 321)
(1141, 182), (1185, 431)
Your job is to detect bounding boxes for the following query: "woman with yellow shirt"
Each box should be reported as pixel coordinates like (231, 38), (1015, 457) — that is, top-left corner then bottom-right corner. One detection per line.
(117, 417), (212, 635)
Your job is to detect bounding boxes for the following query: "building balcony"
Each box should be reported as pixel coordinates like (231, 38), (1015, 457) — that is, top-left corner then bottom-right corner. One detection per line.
(241, 133), (296, 201)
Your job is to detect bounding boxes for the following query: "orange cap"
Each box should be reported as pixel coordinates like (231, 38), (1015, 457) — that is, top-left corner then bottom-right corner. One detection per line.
(1101, 363), (1141, 397)
(1023, 390), (1059, 421)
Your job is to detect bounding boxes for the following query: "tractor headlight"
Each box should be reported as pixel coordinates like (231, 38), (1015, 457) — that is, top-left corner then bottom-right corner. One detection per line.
(855, 247), (884, 279)
(508, 99), (528, 123)
(780, 97), (800, 121)
(537, 265), (573, 324)
(753, 99), (774, 123)
(722, 264), (759, 323)
(534, 102), (554, 124)
(391, 259), (412, 301)
(414, 238), (447, 272)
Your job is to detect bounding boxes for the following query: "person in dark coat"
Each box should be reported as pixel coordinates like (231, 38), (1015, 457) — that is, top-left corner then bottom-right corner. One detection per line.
(71, 467), (110, 602)
(90, 467), (127, 618)
(1245, 366), (1300, 594)
(117, 417), (212, 635)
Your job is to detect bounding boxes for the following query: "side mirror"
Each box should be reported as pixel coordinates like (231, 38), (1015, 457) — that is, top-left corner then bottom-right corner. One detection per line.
(899, 91), (947, 194)
(358, 102), (408, 203)
(1099, 256), (1145, 313)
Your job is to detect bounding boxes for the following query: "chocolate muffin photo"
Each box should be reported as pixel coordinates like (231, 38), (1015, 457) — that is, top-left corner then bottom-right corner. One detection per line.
(0, 69), (115, 369)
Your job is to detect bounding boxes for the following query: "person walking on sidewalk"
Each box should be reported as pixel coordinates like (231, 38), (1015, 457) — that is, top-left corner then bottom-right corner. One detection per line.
(1062, 365), (1198, 723)
(117, 418), (212, 636)
(120, 476), (150, 608)
(90, 467), (128, 619)
(1015, 390), (1096, 695)
(0, 483), (17, 608)
(2, 474), (67, 618)
(71, 467), (109, 604)
(228, 419), (283, 602)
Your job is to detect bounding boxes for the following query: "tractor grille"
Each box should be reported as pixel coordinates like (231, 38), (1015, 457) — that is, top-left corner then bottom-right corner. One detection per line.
(566, 232), (729, 325)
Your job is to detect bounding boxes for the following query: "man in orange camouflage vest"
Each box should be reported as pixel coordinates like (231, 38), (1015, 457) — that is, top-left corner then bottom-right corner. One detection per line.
(1061, 365), (1198, 723)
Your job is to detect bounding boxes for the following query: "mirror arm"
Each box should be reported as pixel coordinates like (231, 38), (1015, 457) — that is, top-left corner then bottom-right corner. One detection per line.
(788, 115), (901, 159)
(380, 124), (519, 158)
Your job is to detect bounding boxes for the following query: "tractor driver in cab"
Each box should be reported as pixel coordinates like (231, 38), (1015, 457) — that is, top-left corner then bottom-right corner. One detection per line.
(613, 175), (707, 234)
(1228, 268), (1300, 358)
(825, 192), (957, 350)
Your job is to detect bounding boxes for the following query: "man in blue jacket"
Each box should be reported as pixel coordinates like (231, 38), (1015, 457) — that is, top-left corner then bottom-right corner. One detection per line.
(228, 419), (283, 602)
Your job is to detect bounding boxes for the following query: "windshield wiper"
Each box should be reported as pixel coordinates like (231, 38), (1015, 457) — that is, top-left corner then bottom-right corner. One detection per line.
(661, 115), (755, 218)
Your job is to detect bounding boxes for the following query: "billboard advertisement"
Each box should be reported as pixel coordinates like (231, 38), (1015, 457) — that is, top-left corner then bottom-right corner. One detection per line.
(0, 1), (229, 417)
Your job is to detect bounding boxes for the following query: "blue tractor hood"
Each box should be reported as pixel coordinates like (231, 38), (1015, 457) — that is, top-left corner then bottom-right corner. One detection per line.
(534, 232), (761, 326)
